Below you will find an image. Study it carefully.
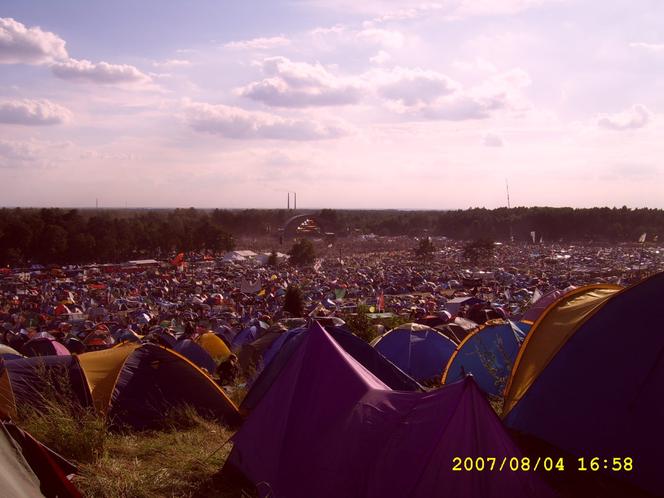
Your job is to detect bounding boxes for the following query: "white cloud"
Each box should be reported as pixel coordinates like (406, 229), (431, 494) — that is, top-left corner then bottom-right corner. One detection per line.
(373, 66), (529, 120)
(372, 67), (458, 105)
(184, 101), (347, 140)
(308, 0), (562, 19)
(238, 56), (530, 120)
(629, 42), (664, 53)
(370, 50), (392, 64)
(152, 58), (191, 68)
(356, 28), (405, 48)
(0, 139), (39, 166)
(415, 94), (505, 120)
(454, 0), (564, 17)
(224, 36), (290, 50)
(0, 17), (68, 64)
(597, 104), (651, 131)
(483, 132), (504, 147)
(0, 138), (73, 168)
(51, 58), (152, 85)
(0, 99), (71, 125)
(369, 3), (444, 23)
(238, 56), (363, 107)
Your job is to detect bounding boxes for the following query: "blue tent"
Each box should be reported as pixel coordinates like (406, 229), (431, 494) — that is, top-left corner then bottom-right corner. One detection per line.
(175, 339), (217, 375)
(441, 320), (526, 396)
(371, 323), (456, 384)
(241, 323), (422, 413)
(0, 356), (93, 417)
(230, 321), (268, 352)
(108, 344), (240, 429)
(504, 272), (664, 496)
(262, 327), (305, 367)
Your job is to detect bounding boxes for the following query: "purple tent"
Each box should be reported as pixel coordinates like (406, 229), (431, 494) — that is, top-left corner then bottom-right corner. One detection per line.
(21, 337), (71, 357)
(228, 322), (553, 498)
(520, 287), (575, 323)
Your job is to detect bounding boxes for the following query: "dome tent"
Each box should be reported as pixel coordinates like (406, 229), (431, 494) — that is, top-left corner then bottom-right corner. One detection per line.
(503, 274), (664, 496)
(0, 343), (240, 430)
(228, 322), (553, 498)
(371, 323), (456, 383)
(441, 320), (526, 396)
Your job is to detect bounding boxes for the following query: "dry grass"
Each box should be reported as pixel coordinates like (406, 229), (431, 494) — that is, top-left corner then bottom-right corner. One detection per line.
(74, 411), (245, 498)
(19, 400), (108, 464)
(16, 369), (250, 498)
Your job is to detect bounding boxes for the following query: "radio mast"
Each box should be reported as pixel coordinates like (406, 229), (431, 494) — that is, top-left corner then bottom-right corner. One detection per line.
(506, 179), (513, 242)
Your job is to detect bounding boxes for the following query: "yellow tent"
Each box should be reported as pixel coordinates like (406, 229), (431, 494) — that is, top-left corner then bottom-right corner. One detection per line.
(196, 332), (231, 362)
(76, 343), (240, 428)
(77, 342), (140, 413)
(502, 284), (621, 416)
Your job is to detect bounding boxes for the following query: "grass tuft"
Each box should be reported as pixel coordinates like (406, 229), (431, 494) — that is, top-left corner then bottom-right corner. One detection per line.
(75, 419), (240, 498)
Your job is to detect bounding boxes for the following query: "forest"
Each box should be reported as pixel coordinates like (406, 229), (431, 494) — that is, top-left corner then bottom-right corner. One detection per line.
(0, 206), (662, 266)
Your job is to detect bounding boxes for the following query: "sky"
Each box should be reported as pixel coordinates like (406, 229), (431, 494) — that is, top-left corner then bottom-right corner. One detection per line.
(0, 0), (663, 209)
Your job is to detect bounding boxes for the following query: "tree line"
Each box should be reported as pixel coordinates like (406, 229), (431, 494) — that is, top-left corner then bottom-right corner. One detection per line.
(0, 206), (662, 266)
(0, 208), (235, 266)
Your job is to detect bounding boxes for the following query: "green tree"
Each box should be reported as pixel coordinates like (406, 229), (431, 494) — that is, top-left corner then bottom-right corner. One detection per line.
(283, 285), (304, 317)
(463, 239), (495, 265)
(267, 249), (278, 267)
(415, 237), (435, 259)
(344, 305), (373, 342)
(288, 239), (316, 266)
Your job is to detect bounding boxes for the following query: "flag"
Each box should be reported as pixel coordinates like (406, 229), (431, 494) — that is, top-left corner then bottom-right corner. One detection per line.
(334, 288), (346, 300)
(531, 288), (543, 304)
(171, 252), (185, 266)
(638, 233), (647, 243)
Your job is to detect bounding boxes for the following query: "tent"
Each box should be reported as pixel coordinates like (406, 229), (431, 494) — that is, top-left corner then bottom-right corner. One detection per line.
(502, 284), (622, 416)
(0, 420), (51, 497)
(77, 343), (241, 429)
(371, 323), (456, 383)
(174, 339), (217, 375)
(241, 324), (422, 413)
(0, 344), (240, 429)
(519, 286), (577, 323)
(230, 321), (269, 352)
(0, 344), (23, 361)
(503, 275), (663, 495)
(2, 421), (82, 498)
(228, 322), (553, 498)
(0, 356), (93, 419)
(237, 332), (282, 374)
(445, 296), (483, 315)
(441, 320), (526, 396)
(196, 332), (231, 363)
(22, 338), (70, 357)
